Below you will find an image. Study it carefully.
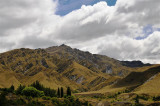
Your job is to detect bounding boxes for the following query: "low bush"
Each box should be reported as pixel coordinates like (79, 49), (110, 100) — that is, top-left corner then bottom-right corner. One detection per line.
(42, 96), (51, 100)
(27, 100), (45, 106)
(22, 87), (44, 97)
(153, 96), (160, 101)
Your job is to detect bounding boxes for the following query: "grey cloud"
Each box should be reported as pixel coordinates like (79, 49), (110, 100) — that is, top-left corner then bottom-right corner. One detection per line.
(0, 0), (160, 64)
(19, 36), (56, 49)
(96, 32), (160, 63)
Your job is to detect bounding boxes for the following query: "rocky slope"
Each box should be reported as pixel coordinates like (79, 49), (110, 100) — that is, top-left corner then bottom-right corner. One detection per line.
(0, 44), (157, 93)
(46, 44), (135, 77)
(0, 46), (120, 91)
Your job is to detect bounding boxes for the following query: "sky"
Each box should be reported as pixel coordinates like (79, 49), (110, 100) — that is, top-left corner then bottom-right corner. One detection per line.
(0, 0), (160, 64)
(56, 0), (117, 16)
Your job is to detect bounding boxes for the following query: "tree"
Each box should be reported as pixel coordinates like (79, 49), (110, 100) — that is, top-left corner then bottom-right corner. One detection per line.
(0, 92), (7, 105)
(8, 85), (14, 92)
(57, 88), (60, 98)
(31, 81), (56, 97)
(16, 84), (25, 95)
(31, 80), (43, 91)
(61, 87), (64, 98)
(22, 87), (44, 97)
(67, 87), (71, 96)
(135, 95), (139, 104)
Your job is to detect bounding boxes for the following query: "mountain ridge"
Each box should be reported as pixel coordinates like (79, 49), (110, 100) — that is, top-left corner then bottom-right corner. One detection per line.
(0, 44), (158, 94)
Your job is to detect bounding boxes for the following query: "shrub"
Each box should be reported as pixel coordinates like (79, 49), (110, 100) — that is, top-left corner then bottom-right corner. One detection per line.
(139, 95), (149, 101)
(22, 87), (44, 97)
(66, 95), (75, 102)
(153, 96), (160, 101)
(42, 96), (51, 100)
(8, 98), (26, 105)
(135, 95), (139, 104)
(27, 100), (45, 106)
(52, 97), (60, 105)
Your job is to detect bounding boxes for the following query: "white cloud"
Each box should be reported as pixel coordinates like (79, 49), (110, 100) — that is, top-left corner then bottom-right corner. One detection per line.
(0, 0), (160, 63)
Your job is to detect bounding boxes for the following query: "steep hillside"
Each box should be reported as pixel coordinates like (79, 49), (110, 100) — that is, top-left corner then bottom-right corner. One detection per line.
(0, 47), (118, 91)
(0, 45), (158, 94)
(114, 66), (160, 88)
(134, 72), (160, 95)
(46, 44), (134, 77)
(76, 65), (160, 96)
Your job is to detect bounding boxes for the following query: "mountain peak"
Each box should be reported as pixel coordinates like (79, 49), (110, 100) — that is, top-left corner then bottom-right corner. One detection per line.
(60, 44), (71, 48)
(60, 44), (67, 47)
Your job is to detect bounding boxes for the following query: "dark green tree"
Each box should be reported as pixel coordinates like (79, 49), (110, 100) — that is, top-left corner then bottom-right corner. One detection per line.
(57, 88), (60, 98)
(8, 85), (14, 92)
(0, 92), (7, 105)
(135, 95), (139, 104)
(16, 84), (25, 95)
(31, 81), (56, 97)
(67, 87), (71, 96)
(61, 87), (64, 98)
(31, 80), (43, 91)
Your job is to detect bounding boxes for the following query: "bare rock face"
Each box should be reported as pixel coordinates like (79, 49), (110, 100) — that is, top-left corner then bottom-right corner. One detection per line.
(40, 58), (49, 68)
(0, 44), (151, 90)
(46, 44), (132, 77)
(69, 75), (77, 80)
(105, 66), (112, 74)
(76, 76), (84, 84)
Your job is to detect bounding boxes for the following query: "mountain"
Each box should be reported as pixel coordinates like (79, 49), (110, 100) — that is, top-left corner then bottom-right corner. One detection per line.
(75, 64), (160, 97)
(46, 44), (135, 76)
(0, 44), (159, 95)
(121, 60), (151, 67)
(0, 45), (123, 91)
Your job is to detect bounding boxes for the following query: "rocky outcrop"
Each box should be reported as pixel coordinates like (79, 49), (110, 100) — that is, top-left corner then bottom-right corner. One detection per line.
(46, 44), (134, 77)
(76, 76), (84, 84)
(40, 58), (49, 68)
(105, 66), (112, 74)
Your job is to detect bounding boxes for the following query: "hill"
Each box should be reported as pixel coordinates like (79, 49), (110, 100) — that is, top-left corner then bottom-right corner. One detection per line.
(0, 44), (158, 95)
(1, 45), (160, 105)
(76, 65), (160, 97)
(0, 45), (125, 91)
(46, 44), (135, 77)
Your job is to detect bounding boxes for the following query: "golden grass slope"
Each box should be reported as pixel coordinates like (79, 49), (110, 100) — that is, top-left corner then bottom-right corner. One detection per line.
(46, 44), (135, 77)
(134, 72), (160, 95)
(75, 65), (160, 96)
(0, 46), (159, 95)
(0, 48), (117, 91)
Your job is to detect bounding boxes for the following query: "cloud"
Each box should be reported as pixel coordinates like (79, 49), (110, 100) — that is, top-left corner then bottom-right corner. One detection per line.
(0, 0), (160, 63)
(97, 32), (160, 64)
(73, 31), (160, 64)
(56, 0), (117, 16)
(0, 0), (59, 50)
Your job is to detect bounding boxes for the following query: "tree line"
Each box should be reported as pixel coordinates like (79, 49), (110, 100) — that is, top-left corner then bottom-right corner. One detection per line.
(0, 80), (72, 98)
(0, 81), (92, 106)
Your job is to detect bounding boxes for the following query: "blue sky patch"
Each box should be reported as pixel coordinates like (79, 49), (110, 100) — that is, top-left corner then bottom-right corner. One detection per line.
(56, 0), (117, 16)
(136, 25), (153, 40)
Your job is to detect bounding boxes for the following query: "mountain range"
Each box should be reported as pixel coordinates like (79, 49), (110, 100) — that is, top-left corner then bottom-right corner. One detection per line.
(0, 44), (159, 95)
